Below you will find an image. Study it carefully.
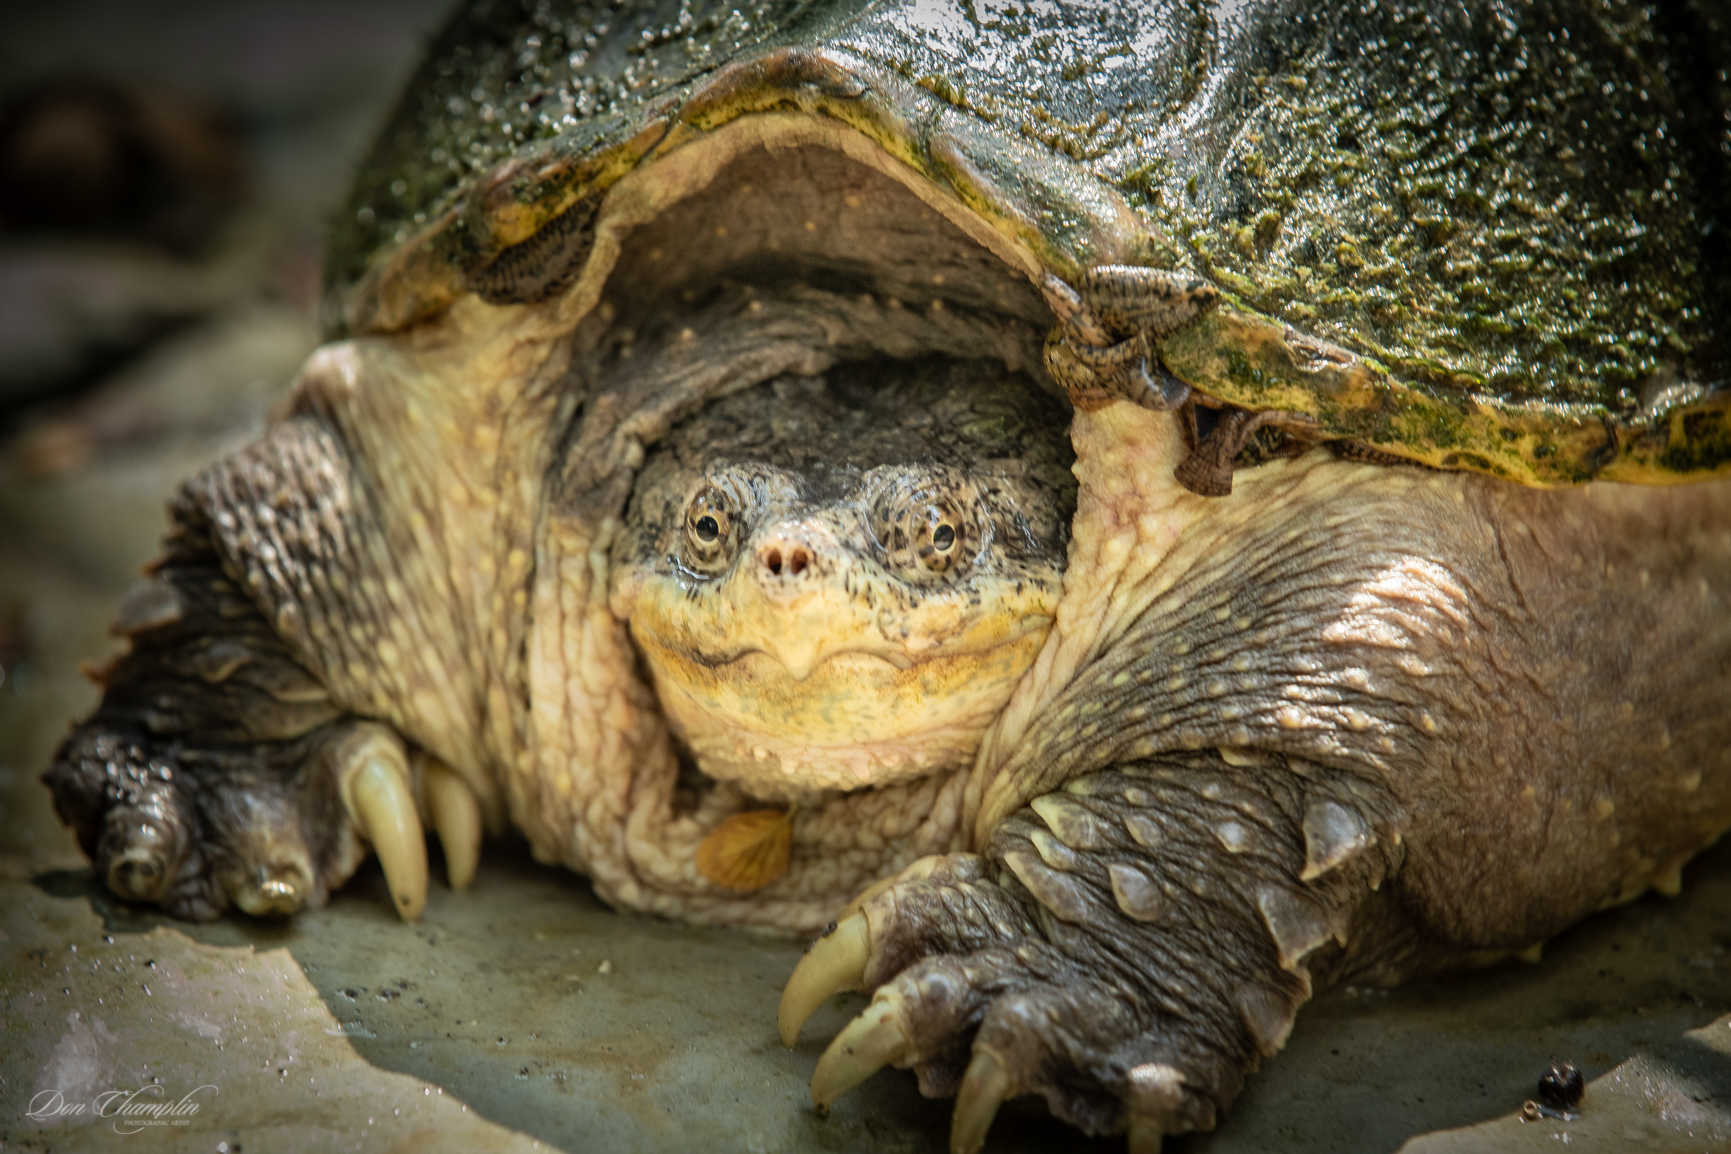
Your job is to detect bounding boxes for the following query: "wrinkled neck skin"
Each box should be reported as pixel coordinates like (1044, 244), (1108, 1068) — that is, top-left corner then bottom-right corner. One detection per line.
(274, 295), (577, 834)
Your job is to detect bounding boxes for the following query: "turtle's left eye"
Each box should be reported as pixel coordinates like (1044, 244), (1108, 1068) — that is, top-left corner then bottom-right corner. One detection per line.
(915, 504), (966, 574)
(683, 483), (740, 572)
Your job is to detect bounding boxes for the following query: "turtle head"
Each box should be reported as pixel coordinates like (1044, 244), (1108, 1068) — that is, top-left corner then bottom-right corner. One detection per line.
(609, 364), (1075, 799)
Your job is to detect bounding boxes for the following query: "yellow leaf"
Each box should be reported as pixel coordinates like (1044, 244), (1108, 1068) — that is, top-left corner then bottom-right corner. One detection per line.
(696, 809), (793, 892)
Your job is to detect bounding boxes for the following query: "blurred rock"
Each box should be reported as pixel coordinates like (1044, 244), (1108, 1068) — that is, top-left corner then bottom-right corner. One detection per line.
(0, 218), (281, 414)
(0, 0), (448, 421)
(0, 76), (245, 252)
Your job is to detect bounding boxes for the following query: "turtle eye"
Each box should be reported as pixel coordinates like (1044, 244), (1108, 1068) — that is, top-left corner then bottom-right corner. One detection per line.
(683, 484), (739, 571)
(870, 471), (978, 582)
(914, 503), (966, 574)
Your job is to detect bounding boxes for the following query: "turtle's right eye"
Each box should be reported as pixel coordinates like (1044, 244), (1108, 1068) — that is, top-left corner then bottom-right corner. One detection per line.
(682, 483), (740, 572)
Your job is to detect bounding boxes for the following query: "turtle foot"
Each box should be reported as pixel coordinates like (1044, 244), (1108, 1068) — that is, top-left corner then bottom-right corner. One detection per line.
(43, 709), (477, 923)
(781, 844), (1228, 1149)
(781, 755), (1398, 1149)
(41, 528), (483, 922)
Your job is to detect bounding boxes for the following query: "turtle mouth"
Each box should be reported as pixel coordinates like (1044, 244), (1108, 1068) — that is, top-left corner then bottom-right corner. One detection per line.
(668, 621), (1057, 679)
(677, 644), (915, 675)
(631, 627), (1058, 798)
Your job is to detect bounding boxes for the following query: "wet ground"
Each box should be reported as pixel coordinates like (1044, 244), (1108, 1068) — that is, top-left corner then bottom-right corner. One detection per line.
(3, 3), (1731, 1152)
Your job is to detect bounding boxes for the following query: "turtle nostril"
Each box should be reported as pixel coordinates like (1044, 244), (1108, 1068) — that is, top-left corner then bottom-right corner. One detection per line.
(759, 541), (814, 581)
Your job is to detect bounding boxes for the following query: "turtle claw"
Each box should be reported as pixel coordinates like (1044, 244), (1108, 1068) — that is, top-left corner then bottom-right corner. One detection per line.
(340, 732), (427, 922)
(226, 858), (314, 917)
(422, 756), (482, 892)
(779, 912), (869, 1045)
(97, 794), (189, 904)
(1126, 1119), (1165, 1154)
(810, 990), (911, 1109)
(211, 787), (319, 917)
(950, 1048), (1011, 1154)
(105, 839), (174, 902)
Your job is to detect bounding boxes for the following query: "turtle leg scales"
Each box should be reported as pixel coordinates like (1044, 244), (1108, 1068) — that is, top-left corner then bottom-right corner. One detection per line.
(41, 516), (479, 922)
(780, 752), (1403, 1151)
(1040, 272), (1198, 413)
(1039, 265), (1343, 498)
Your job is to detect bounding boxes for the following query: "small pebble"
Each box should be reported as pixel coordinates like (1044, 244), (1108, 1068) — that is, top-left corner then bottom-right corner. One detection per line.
(1537, 1060), (1584, 1111)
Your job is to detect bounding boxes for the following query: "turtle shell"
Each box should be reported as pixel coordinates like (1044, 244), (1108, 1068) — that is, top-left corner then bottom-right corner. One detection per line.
(325, 0), (1730, 486)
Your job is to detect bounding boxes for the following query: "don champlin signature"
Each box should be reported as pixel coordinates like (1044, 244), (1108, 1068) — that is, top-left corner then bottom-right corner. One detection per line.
(26, 1084), (217, 1134)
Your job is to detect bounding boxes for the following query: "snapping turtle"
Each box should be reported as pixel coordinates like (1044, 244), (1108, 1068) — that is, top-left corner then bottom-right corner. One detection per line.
(43, 0), (1731, 1148)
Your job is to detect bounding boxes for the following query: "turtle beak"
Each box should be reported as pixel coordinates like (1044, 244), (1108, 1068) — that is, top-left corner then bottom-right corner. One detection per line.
(743, 520), (860, 680)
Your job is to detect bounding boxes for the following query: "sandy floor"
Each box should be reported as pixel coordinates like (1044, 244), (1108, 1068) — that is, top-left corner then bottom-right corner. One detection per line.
(2, 4), (1730, 1152)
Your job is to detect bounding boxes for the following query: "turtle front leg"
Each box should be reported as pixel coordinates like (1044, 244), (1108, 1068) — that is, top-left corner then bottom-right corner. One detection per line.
(1039, 269), (1215, 413)
(1041, 266), (1337, 497)
(779, 751), (1408, 1150)
(42, 511), (482, 921)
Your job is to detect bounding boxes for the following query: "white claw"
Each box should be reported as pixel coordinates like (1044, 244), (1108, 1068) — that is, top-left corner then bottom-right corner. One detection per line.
(423, 759), (482, 892)
(779, 913), (869, 1046)
(343, 739), (427, 922)
(951, 1048), (1011, 1154)
(810, 991), (910, 1109)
